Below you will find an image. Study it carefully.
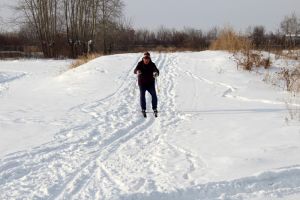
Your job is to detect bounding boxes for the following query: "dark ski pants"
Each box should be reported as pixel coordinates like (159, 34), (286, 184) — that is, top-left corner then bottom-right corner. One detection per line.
(139, 83), (157, 111)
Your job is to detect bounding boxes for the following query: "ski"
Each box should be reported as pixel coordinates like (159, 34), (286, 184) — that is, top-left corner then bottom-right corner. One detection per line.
(140, 110), (158, 118)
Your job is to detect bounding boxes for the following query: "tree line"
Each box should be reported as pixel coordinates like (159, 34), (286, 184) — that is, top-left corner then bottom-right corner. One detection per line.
(0, 1), (300, 58)
(15, 0), (125, 58)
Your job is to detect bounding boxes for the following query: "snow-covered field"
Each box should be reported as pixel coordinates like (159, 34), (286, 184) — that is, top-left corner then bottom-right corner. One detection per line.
(0, 51), (300, 200)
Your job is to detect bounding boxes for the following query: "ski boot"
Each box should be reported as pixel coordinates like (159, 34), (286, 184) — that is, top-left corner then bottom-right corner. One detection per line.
(153, 109), (158, 118)
(142, 110), (147, 118)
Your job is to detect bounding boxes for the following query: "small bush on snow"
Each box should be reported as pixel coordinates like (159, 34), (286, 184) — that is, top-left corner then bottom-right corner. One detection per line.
(70, 53), (102, 68)
(278, 65), (300, 92)
(210, 27), (271, 71)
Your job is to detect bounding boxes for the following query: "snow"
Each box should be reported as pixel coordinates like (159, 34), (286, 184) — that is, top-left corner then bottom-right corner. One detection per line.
(0, 51), (300, 199)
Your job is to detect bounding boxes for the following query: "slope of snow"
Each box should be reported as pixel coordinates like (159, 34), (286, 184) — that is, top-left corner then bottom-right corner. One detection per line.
(0, 59), (71, 156)
(0, 52), (300, 200)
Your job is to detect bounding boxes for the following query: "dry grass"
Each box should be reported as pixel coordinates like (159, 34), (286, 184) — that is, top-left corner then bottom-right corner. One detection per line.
(279, 49), (300, 60)
(210, 27), (252, 53)
(267, 49), (300, 61)
(70, 53), (102, 69)
(210, 27), (272, 71)
(132, 46), (200, 53)
(234, 52), (272, 71)
(278, 65), (300, 92)
(152, 46), (179, 53)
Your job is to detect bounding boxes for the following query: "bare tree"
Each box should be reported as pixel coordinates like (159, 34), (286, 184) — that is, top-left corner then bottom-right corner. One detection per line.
(156, 26), (173, 46)
(19, 0), (59, 58)
(207, 27), (218, 41)
(281, 13), (299, 35)
(108, 18), (134, 51)
(98, 0), (124, 54)
(171, 30), (186, 48)
(281, 13), (300, 47)
(251, 26), (266, 48)
(63, 0), (99, 58)
(183, 28), (206, 50)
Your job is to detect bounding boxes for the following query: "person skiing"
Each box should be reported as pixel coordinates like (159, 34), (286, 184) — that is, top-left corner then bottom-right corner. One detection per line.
(134, 52), (159, 118)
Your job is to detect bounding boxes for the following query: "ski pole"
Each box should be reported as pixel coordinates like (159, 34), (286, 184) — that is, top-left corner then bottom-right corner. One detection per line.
(133, 78), (137, 95)
(155, 77), (160, 93)
(134, 71), (142, 95)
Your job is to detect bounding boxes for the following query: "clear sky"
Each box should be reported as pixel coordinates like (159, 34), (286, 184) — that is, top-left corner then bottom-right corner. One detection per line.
(1, 0), (300, 32)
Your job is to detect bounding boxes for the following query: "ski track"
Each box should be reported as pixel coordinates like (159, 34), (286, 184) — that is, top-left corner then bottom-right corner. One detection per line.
(0, 72), (27, 95)
(0, 53), (188, 200)
(123, 165), (300, 200)
(0, 71), (27, 84)
(179, 67), (300, 107)
(0, 53), (299, 200)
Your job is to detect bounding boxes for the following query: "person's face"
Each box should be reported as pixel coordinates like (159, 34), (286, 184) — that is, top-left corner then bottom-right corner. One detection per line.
(143, 57), (150, 64)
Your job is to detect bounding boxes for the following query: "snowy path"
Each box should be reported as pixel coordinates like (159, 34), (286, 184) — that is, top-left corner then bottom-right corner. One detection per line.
(0, 54), (183, 199)
(0, 52), (300, 199)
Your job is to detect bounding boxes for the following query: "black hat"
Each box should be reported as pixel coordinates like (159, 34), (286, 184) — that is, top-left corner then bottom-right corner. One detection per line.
(144, 52), (150, 57)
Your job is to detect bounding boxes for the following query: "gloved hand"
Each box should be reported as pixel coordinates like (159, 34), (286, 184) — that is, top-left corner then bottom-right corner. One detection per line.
(153, 72), (158, 78)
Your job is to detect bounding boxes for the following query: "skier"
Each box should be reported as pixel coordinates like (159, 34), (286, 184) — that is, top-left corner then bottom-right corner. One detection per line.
(134, 52), (159, 118)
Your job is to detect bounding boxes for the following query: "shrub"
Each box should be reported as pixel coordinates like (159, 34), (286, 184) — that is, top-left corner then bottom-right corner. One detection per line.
(210, 27), (269, 71)
(261, 57), (272, 69)
(210, 27), (252, 53)
(278, 66), (300, 92)
(70, 53), (102, 69)
(233, 51), (272, 71)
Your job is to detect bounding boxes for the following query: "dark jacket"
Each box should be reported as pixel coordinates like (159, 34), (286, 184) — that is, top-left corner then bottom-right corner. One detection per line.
(134, 60), (159, 87)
